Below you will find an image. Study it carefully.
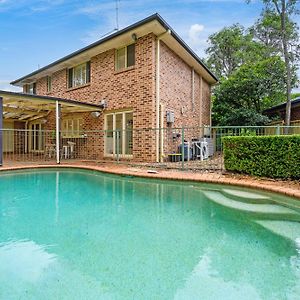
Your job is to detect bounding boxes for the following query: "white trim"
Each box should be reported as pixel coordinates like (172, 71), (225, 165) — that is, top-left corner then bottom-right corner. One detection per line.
(104, 110), (133, 158)
(155, 38), (160, 162)
(28, 121), (44, 153)
(56, 101), (60, 164)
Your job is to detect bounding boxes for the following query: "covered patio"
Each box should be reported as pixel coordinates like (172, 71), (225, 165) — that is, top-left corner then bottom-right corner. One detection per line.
(0, 90), (103, 166)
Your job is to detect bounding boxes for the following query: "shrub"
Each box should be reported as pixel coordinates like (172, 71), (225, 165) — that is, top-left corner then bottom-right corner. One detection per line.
(222, 135), (300, 179)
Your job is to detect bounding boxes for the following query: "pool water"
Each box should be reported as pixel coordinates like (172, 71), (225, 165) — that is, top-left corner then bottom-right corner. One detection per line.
(1, 169), (300, 299)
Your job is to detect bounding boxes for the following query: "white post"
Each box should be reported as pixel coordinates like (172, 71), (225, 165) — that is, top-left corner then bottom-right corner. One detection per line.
(55, 101), (61, 164)
(155, 38), (160, 163)
(191, 68), (195, 111)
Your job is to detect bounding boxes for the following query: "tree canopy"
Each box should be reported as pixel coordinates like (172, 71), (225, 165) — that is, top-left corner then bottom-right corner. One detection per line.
(205, 3), (299, 126)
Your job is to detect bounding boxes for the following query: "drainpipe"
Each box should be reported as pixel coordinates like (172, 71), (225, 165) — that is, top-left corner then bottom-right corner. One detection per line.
(191, 68), (195, 112)
(199, 76), (203, 135)
(0, 97), (3, 166)
(155, 29), (171, 162)
(55, 101), (61, 164)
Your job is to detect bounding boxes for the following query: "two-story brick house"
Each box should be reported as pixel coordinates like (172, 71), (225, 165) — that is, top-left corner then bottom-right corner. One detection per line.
(0, 13), (217, 163)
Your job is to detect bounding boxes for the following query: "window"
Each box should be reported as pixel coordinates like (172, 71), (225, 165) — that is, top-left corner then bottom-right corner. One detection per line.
(47, 76), (52, 92)
(105, 111), (133, 157)
(61, 118), (84, 138)
(29, 122), (44, 152)
(25, 83), (36, 94)
(115, 44), (135, 70)
(68, 62), (90, 88)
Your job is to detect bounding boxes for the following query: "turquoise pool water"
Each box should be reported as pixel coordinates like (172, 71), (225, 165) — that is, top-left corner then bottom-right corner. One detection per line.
(1, 169), (300, 299)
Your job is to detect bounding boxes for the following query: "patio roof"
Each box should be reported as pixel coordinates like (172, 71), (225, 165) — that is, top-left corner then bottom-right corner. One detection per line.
(0, 90), (102, 122)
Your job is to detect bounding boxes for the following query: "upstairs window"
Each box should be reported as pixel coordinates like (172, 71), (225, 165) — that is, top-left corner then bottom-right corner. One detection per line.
(25, 83), (36, 94)
(115, 44), (135, 70)
(47, 76), (52, 92)
(68, 62), (90, 89)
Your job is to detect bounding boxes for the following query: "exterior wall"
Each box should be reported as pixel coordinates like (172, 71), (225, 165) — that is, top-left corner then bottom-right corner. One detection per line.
(20, 34), (213, 162)
(159, 41), (211, 157)
(34, 34), (157, 161)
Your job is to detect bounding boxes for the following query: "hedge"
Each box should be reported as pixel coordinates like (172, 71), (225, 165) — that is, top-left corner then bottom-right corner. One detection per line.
(222, 135), (300, 179)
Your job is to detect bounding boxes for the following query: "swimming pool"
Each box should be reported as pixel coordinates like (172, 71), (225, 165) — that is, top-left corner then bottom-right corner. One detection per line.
(0, 168), (300, 299)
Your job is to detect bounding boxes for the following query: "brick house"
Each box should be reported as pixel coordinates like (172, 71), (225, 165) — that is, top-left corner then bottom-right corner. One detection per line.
(0, 14), (217, 164)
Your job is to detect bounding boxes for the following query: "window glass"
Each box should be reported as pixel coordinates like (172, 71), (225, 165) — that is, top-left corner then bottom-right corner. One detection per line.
(69, 62), (90, 88)
(27, 83), (36, 94)
(116, 47), (126, 70)
(116, 44), (135, 70)
(62, 118), (83, 137)
(125, 112), (133, 155)
(127, 44), (135, 67)
(105, 115), (114, 155)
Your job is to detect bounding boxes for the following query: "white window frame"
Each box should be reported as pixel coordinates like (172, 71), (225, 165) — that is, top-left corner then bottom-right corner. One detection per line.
(27, 83), (36, 94)
(73, 63), (86, 87)
(61, 117), (84, 138)
(115, 44), (135, 70)
(29, 121), (44, 153)
(104, 111), (133, 158)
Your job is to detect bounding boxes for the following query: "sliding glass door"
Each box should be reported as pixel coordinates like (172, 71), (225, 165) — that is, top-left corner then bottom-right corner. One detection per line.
(105, 111), (133, 157)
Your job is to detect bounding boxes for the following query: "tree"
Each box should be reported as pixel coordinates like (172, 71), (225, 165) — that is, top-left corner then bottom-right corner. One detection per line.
(205, 24), (264, 78)
(212, 56), (286, 126)
(249, 0), (300, 128)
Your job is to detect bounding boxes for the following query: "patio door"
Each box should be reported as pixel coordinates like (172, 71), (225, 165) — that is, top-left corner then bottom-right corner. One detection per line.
(3, 121), (14, 152)
(29, 122), (44, 152)
(105, 111), (133, 157)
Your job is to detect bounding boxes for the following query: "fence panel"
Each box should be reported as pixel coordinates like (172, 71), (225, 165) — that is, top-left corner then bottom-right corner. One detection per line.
(1, 125), (300, 171)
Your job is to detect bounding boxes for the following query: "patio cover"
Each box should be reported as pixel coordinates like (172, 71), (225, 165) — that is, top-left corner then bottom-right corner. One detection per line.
(0, 90), (103, 165)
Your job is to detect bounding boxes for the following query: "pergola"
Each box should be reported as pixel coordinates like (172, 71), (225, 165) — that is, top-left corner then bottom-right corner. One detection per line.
(0, 90), (103, 165)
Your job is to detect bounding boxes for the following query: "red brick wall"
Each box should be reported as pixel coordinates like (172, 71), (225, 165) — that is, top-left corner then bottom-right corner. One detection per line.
(159, 41), (211, 157)
(25, 33), (212, 162)
(34, 34), (157, 161)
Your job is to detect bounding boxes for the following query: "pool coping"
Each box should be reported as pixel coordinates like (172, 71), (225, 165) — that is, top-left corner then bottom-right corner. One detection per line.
(1, 163), (300, 199)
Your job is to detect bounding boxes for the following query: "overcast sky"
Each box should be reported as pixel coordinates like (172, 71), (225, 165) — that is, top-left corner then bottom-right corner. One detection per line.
(0, 0), (298, 92)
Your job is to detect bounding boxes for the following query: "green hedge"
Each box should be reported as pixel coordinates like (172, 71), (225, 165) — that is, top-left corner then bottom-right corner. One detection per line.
(222, 135), (300, 179)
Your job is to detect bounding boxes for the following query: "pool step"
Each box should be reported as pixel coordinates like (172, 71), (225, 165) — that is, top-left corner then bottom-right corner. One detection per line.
(221, 189), (276, 205)
(202, 190), (300, 218)
(255, 220), (300, 242)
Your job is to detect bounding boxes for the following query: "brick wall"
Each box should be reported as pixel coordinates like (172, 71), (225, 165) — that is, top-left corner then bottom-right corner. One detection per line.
(23, 33), (212, 162)
(159, 41), (211, 158)
(34, 34), (157, 162)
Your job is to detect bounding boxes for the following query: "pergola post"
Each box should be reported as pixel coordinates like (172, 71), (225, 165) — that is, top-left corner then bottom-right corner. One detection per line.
(55, 101), (61, 164)
(0, 97), (3, 166)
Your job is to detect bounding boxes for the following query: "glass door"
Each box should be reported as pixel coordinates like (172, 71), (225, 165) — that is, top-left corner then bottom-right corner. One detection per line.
(105, 111), (133, 157)
(29, 122), (44, 152)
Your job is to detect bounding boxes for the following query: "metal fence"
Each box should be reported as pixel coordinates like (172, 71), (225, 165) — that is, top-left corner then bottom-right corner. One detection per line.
(1, 125), (300, 171)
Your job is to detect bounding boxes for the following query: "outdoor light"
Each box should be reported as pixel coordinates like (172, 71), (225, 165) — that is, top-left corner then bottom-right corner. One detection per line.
(91, 112), (101, 118)
(131, 33), (137, 41)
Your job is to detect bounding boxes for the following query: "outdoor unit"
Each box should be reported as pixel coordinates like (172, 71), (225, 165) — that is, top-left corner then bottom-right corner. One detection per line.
(166, 111), (175, 124)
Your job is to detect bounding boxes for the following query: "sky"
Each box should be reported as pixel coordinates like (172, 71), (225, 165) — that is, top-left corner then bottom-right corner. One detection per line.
(0, 0), (298, 92)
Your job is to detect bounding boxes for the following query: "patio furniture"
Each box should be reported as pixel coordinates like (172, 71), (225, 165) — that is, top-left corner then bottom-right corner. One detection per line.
(61, 141), (76, 159)
(67, 141), (76, 158)
(44, 144), (56, 158)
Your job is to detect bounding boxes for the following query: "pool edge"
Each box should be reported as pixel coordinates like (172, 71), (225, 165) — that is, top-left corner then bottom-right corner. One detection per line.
(1, 164), (300, 200)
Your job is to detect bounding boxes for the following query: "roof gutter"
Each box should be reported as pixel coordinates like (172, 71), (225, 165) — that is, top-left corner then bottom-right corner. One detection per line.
(11, 13), (218, 86)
